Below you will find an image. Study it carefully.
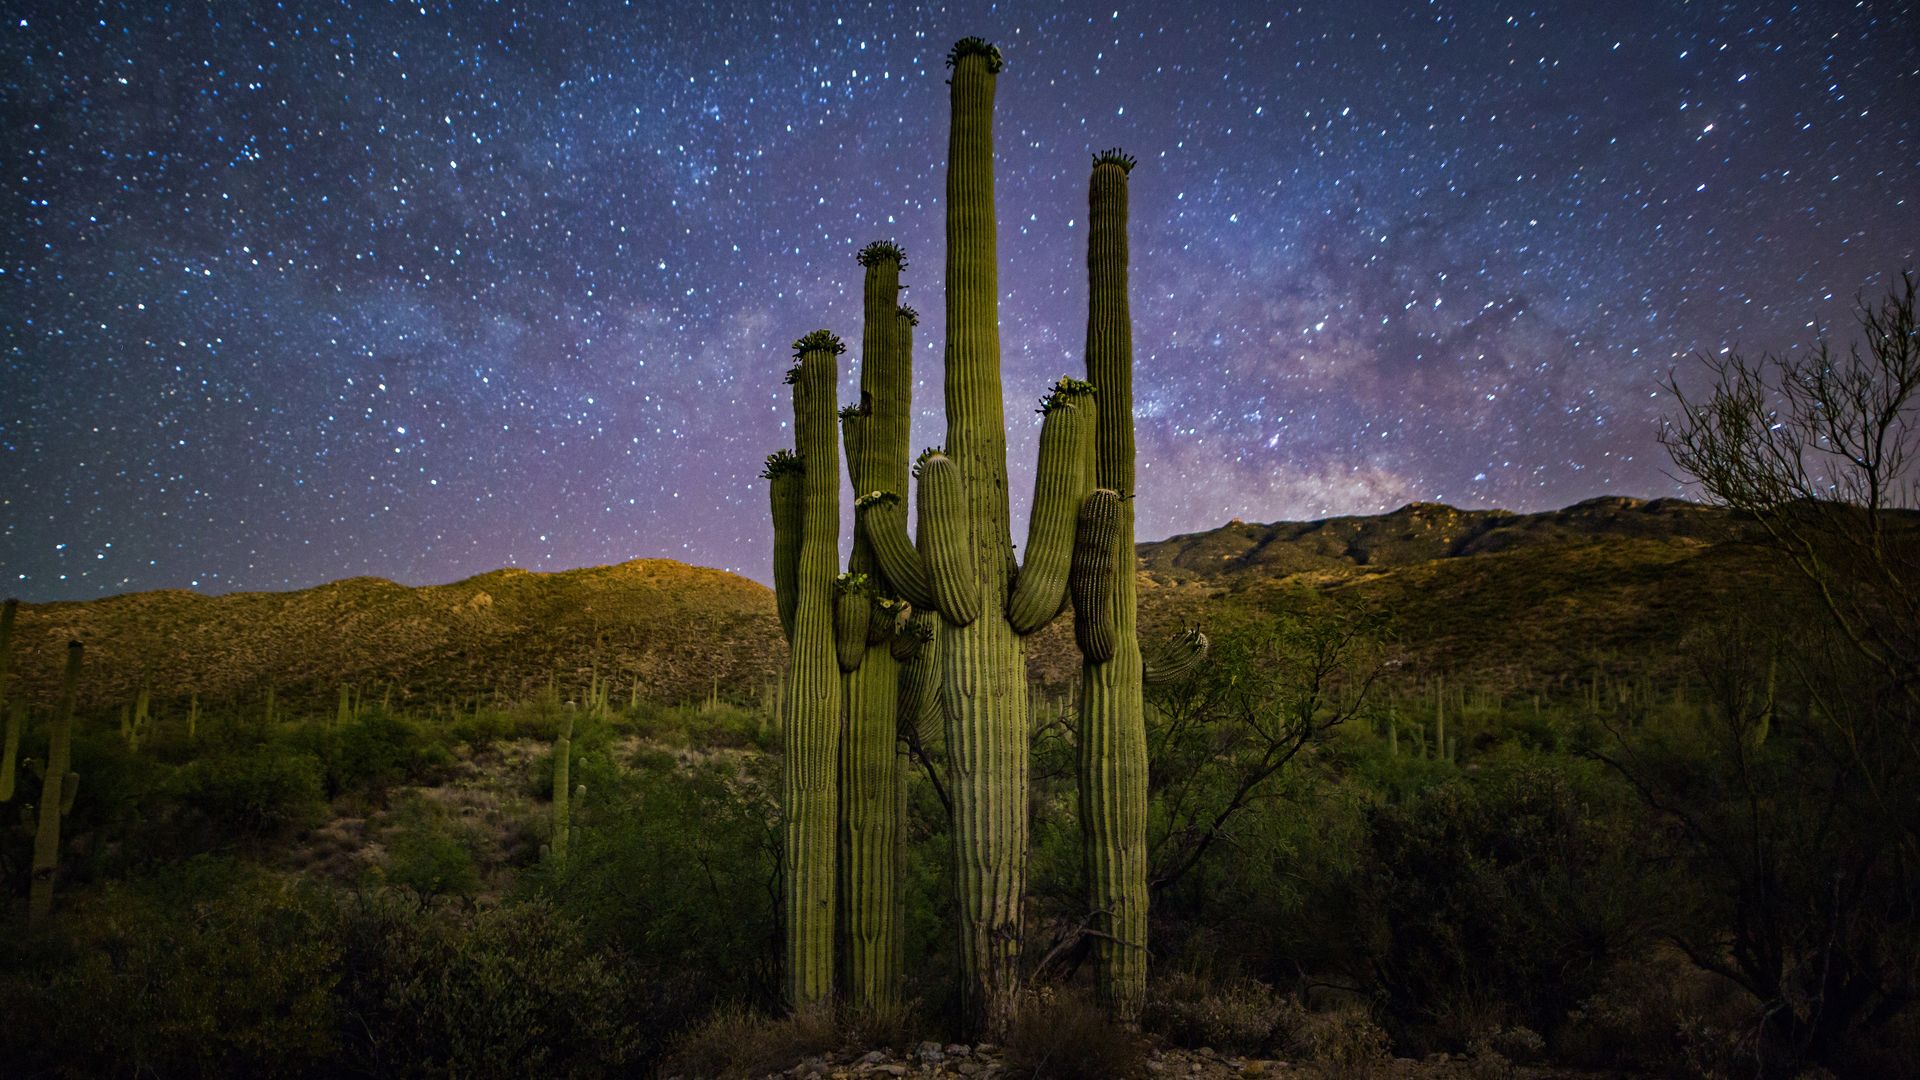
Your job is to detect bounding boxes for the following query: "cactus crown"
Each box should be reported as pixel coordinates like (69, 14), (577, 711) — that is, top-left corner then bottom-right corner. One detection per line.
(856, 490), (902, 510)
(1092, 147), (1137, 174)
(762, 449), (803, 479)
(839, 401), (872, 421)
(946, 36), (1004, 73)
(1038, 375), (1098, 413)
(792, 328), (847, 358)
(857, 240), (909, 269)
(874, 595), (905, 615)
(834, 571), (873, 596)
(911, 446), (945, 478)
(897, 304), (921, 326)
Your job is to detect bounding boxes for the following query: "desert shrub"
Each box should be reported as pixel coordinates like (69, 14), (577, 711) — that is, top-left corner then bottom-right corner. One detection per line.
(1295, 1006), (1393, 1078)
(1003, 991), (1149, 1080)
(1357, 761), (1661, 1052)
(324, 709), (452, 794)
(166, 746), (327, 838)
(0, 857), (340, 1078)
(332, 892), (641, 1078)
(1142, 973), (1306, 1057)
(661, 1002), (841, 1080)
(541, 755), (780, 1034)
(383, 801), (481, 903)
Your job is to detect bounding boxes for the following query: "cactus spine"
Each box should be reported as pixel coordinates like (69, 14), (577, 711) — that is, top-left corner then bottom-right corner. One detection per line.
(1074, 148), (1152, 1022)
(29, 641), (82, 930)
(768, 330), (847, 1007)
(836, 243), (912, 1009)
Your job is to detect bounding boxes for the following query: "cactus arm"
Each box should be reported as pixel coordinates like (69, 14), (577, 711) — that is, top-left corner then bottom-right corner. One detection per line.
(765, 451), (804, 643)
(1008, 384), (1095, 634)
(857, 492), (937, 611)
(833, 573), (872, 673)
(869, 597), (903, 647)
(918, 454), (981, 626)
(1142, 628), (1210, 686)
(783, 329), (846, 1007)
(1070, 490), (1121, 662)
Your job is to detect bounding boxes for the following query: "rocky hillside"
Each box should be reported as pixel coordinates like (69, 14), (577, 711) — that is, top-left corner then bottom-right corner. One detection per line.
(2, 559), (783, 714)
(1136, 496), (1743, 582)
(1, 497), (1790, 715)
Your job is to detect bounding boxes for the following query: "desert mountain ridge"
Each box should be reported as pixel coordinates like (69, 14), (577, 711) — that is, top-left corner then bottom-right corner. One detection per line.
(0, 495), (1775, 711)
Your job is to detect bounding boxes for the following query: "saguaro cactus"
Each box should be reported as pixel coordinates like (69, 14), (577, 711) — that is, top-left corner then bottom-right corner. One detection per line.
(855, 38), (1102, 1037)
(1076, 148), (1151, 1022)
(29, 641), (82, 930)
(836, 242), (913, 1009)
(767, 329), (847, 1007)
(549, 708), (574, 864)
(0, 598), (16, 802)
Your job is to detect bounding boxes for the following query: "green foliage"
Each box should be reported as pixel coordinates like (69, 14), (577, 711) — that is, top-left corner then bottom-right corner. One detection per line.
(384, 798), (481, 903)
(1357, 763), (1662, 1051)
(167, 746), (327, 837)
(320, 707), (452, 794)
(543, 754), (781, 1029)
(332, 893), (641, 1078)
(0, 858), (340, 1079)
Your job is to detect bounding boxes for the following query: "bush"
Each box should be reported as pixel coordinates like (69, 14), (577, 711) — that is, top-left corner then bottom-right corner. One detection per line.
(0, 858), (340, 1079)
(324, 709), (452, 794)
(1295, 1007), (1392, 1078)
(661, 1002), (841, 1080)
(167, 747), (327, 838)
(1003, 991), (1149, 1080)
(383, 803), (481, 903)
(1142, 973), (1306, 1057)
(543, 756), (780, 1031)
(333, 893), (642, 1078)
(1357, 762), (1661, 1052)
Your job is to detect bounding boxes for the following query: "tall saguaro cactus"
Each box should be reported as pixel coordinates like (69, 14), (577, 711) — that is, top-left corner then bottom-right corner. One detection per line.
(1075, 149), (1151, 1021)
(29, 641), (82, 930)
(768, 330), (847, 1007)
(837, 242), (913, 1009)
(856, 38), (1102, 1037)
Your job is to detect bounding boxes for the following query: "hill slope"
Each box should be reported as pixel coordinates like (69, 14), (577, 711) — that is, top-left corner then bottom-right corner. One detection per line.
(2, 497), (1786, 713)
(3, 559), (783, 713)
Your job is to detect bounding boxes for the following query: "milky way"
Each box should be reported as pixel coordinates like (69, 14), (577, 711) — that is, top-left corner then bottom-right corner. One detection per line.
(3, 2), (1915, 600)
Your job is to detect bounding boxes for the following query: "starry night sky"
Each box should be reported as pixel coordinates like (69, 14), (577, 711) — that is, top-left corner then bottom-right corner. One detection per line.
(3, 2), (1916, 601)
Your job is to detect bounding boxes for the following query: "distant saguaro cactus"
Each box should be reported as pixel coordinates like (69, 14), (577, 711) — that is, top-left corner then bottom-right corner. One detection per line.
(29, 641), (82, 930)
(549, 708), (574, 864)
(0, 599), (16, 802)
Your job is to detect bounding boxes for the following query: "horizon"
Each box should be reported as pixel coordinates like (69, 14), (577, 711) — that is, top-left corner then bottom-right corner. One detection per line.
(8, 489), (1709, 604)
(4, 2), (1914, 601)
